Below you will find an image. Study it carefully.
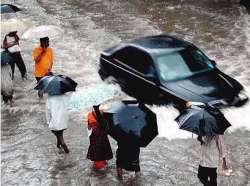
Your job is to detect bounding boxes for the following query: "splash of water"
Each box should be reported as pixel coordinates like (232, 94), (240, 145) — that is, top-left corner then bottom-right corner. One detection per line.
(67, 83), (119, 110)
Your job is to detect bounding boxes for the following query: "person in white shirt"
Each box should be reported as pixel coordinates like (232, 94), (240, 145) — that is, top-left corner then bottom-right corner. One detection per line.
(46, 94), (69, 153)
(197, 135), (228, 186)
(2, 31), (27, 79)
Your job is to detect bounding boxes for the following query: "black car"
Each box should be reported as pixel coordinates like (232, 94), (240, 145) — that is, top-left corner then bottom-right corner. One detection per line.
(98, 35), (248, 108)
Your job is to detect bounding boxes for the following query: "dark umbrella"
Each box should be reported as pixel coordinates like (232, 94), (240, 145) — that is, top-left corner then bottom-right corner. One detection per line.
(1, 4), (21, 13)
(175, 105), (231, 136)
(105, 100), (158, 147)
(34, 74), (77, 95)
(1, 50), (14, 66)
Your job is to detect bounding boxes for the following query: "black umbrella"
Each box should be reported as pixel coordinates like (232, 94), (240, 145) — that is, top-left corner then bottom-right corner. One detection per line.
(34, 74), (77, 95)
(175, 105), (231, 136)
(1, 4), (21, 13)
(104, 100), (158, 147)
(1, 50), (14, 66)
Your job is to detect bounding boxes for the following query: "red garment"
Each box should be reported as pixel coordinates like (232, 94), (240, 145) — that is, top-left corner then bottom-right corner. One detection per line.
(93, 160), (107, 170)
(86, 111), (113, 167)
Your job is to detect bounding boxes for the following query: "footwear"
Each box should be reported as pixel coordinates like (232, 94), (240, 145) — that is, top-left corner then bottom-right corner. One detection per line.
(221, 169), (232, 176)
(57, 141), (61, 149)
(61, 144), (69, 153)
(22, 74), (28, 80)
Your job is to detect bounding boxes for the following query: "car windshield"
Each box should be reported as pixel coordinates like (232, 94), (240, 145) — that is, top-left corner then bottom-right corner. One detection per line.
(156, 48), (214, 81)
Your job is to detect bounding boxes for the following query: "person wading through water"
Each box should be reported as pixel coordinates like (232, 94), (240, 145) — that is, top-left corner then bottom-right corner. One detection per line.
(32, 37), (54, 98)
(2, 31), (27, 80)
(46, 93), (70, 153)
(86, 105), (113, 170)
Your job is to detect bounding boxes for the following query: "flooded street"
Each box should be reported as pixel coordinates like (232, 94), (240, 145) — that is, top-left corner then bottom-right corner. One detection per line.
(1, 0), (250, 185)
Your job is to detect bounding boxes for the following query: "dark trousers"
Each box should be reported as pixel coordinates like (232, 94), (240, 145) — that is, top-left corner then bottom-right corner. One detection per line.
(2, 94), (13, 103)
(198, 165), (217, 186)
(10, 52), (27, 78)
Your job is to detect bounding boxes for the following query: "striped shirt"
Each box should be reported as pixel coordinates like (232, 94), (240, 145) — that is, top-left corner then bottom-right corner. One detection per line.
(199, 135), (226, 168)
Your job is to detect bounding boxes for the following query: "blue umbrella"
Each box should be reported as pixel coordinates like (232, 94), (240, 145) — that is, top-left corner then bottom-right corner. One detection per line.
(34, 74), (77, 95)
(105, 100), (158, 147)
(1, 4), (21, 14)
(175, 105), (231, 136)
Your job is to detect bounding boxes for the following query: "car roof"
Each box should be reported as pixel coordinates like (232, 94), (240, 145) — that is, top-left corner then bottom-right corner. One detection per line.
(102, 34), (195, 57)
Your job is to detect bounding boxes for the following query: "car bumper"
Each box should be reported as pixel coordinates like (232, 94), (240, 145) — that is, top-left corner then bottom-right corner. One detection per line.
(229, 92), (249, 107)
(206, 92), (248, 108)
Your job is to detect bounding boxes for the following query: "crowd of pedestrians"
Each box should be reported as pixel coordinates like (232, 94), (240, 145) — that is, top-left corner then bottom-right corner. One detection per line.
(1, 28), (232, 185)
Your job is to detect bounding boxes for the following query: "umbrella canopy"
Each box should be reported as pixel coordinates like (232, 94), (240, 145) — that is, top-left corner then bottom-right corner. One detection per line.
(34, 74), (77, 95)
(105, 100), (158, 147)
(1, 50), (14, 66)
(22, 25), (63, 39)
(1, 4), (21, 14)
(175, 105), (231, 136)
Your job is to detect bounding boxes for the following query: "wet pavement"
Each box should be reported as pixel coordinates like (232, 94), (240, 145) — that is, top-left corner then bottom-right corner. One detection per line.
(1, 0), (250, 185)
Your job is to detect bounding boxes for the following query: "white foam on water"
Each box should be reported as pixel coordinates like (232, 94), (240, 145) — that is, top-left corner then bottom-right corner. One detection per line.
(223, 87), (250, 132)
(67, 83), (119, 110)
(150, 87), (250, 140)
(150, 105), (194, 140)
(224, 103), (250, 132)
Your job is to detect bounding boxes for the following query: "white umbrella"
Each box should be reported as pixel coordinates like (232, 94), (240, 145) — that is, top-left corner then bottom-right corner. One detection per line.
(1, 18), (30, 36)
(22, 25), (63, 39)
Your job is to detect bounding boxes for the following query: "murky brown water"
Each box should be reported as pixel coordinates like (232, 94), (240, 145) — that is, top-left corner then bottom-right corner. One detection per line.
(1, 0), (250, 185)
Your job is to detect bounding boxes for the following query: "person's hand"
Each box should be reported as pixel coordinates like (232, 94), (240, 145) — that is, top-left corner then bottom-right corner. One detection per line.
(186, 101), (192, 108)
(42, 47), (47, 53)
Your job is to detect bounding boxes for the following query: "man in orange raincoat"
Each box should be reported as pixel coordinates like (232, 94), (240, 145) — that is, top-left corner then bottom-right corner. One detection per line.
(32, 37), (54, 97)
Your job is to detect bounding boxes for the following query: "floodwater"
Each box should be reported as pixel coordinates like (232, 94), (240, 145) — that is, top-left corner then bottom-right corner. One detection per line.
(1, 0), (250, 185)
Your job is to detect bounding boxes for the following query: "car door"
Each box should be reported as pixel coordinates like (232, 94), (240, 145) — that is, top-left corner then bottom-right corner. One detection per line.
(112, 47), (160, 102)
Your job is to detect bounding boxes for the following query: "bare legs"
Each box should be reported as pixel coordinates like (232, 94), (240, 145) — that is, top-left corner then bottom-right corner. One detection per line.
(51, 130), (69, 153)
(35, 77), (44, 98)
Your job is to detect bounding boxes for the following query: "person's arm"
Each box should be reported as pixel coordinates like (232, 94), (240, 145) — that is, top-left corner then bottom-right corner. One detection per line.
(217, 135), (228, 170)
(2, 35), (19, 49)
(33, 48), (46, 64)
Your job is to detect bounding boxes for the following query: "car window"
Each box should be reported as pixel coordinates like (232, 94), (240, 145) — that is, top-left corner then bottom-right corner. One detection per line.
(190, 49), (214, 69)
(113, 47), (154, 75)
(156, 49), (214, 81)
